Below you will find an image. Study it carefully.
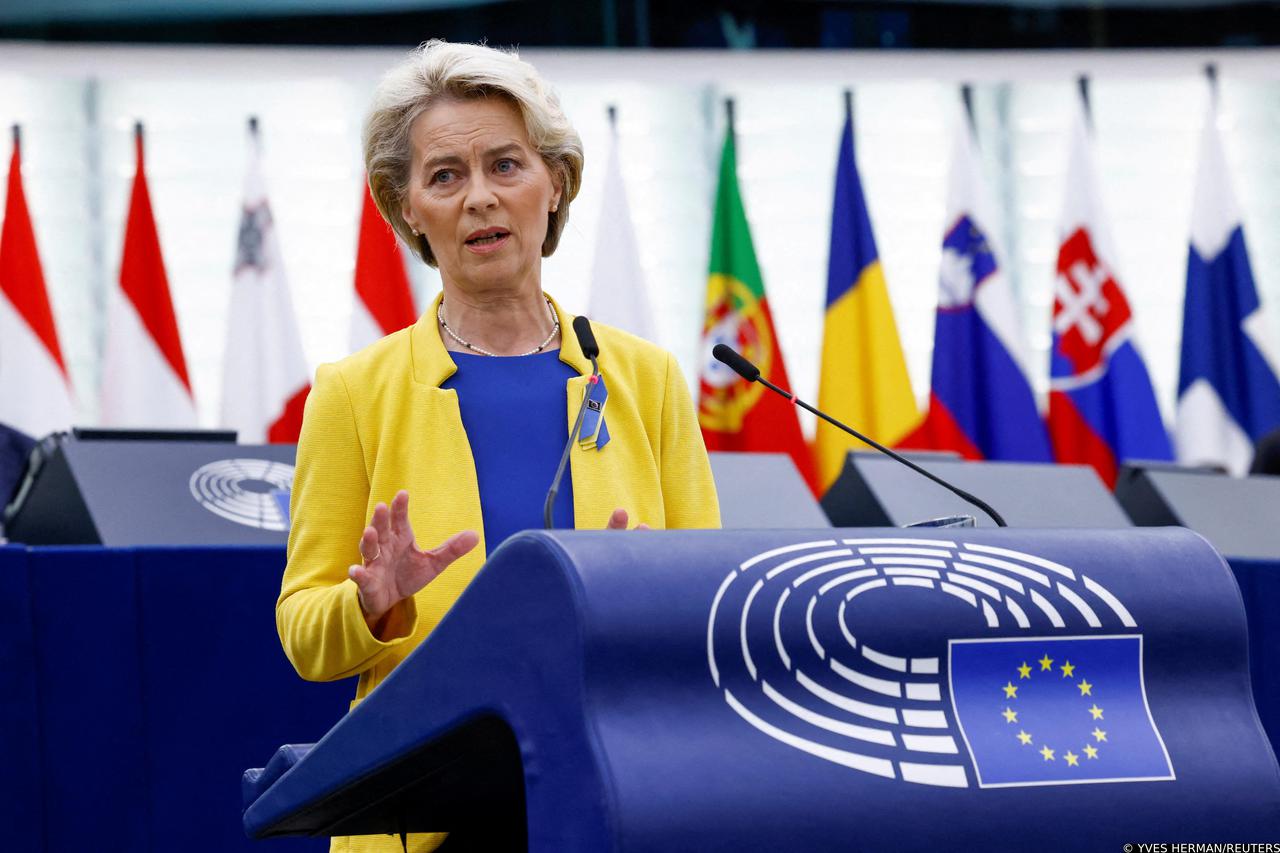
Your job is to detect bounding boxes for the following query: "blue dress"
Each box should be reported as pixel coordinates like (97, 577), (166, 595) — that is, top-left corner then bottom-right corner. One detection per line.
(442, 350), (577, 554)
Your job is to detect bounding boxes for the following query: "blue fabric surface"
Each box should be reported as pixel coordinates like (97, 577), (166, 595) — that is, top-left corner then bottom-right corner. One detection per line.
(30, 547), (151, 852)
(0, 546), (347, 853)
(0, 546), (41, 853)
(443, 350), (577, 552)
(1227, 557), (1280, 752)
(136, 547), (345, 853)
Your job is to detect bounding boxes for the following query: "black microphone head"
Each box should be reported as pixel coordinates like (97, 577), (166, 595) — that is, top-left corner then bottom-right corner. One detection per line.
(572, 315), (599, 359)
(712, 343), (760, 382)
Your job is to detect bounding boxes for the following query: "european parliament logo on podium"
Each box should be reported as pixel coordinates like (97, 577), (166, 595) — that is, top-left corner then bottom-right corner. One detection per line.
(707, 536), (1174, 791)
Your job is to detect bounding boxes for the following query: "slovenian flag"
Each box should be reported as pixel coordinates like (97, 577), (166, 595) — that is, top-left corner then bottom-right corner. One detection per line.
(1046, 93), (1172, 487)
(899, 102), (1050, 462)
(1176, 94), (1280, 475)
(814, 93), (919, 491)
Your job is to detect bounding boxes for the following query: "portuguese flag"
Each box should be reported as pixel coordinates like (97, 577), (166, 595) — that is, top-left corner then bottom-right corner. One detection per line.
(698, 120), (818, 494)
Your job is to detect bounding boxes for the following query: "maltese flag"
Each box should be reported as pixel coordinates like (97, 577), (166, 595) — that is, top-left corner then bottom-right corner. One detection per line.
(101, 124), (197, 428)
(350, 183), (416, 351)
(587, 112), (657, 342)
(1177, 96), (1280, 474)
(899, 103), (1050, 462)
(219, 119), (310, 443)
(1046, 93), (1172, 487)
(0, 126), (76, 437)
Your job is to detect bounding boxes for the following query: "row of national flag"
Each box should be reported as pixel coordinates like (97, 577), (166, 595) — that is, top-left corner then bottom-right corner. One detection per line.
(3, 93), (1277, 488)
(692, 83), (1280, 494)
(0, 119), (417, 443)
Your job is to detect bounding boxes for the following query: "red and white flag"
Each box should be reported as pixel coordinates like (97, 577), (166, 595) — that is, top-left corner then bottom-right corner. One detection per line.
(0, 126), (76, 436)
(101, 125), (197, 428)
(219, 120), (310, 443)
(350, 183), (416, 351)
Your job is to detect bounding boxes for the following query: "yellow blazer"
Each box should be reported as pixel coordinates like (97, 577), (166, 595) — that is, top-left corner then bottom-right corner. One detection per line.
(277, 293), (720, 852)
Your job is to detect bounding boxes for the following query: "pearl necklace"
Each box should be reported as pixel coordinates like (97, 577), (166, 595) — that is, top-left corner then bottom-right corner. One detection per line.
(438, 295), (559, 357)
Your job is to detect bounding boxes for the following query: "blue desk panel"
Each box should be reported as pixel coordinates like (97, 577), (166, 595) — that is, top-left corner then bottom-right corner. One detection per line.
(136, 547), (347, 853)
(1229, 557), (1280, 752)
(0, 546), (42, 853)
(2, 546), (349, 853)
(30, 547), (151, 852)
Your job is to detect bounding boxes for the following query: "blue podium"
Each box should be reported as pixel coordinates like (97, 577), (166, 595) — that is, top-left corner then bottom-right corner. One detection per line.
(244, 529), (1280, 850)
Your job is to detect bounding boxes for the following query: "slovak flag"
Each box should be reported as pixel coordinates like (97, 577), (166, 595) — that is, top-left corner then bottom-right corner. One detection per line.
(219, 119), (311, 443)
(100, 124), (197, 428)
(0, 126), (76, 437)
(899, 106), (1050, 461)
(1177, 95), (1280, 474)
(1046, 96), (1172, 487)
(350, 183), (417, 351)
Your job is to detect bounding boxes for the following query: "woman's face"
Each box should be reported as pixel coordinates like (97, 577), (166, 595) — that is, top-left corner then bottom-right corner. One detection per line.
(401, 96), (562, 296)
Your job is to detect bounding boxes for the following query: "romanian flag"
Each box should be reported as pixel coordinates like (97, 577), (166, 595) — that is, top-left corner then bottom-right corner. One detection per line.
(697, 115), (817, 493)
(814, 97), (919, 491)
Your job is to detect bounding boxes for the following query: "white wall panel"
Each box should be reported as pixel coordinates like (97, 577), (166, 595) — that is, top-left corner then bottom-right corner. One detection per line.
(0, 44), (1277, 438)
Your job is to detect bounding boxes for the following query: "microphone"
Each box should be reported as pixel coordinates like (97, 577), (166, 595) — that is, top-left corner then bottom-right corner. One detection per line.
(710, 343), (1008, 527)
(545, 316), (602, 529)
(572, 315), (599, 359)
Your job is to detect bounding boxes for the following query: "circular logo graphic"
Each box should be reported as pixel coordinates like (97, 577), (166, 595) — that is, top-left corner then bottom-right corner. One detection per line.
(188, 458), (295, 532)
(706, 537), (1165, 790)
(698, 274), (773, 433)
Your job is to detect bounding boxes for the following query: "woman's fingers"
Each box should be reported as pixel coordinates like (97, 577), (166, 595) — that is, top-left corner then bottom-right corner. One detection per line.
(389, 490), (411, 538)
(359, 526), (381, 564)
(370, 501), (393, 545)
(425, 530), (479, 570)
(607, 508), (629, 530)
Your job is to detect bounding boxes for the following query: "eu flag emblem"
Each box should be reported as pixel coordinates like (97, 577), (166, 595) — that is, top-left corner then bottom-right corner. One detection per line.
(949, 636), (1174, 787)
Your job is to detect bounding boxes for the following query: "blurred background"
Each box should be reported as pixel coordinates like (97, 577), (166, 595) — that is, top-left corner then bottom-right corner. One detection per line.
(1, 0), (1277, 436)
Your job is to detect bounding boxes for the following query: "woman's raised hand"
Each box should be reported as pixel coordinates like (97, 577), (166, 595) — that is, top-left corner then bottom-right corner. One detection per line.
(348, 490), (479, 629)
(606, 508), (650, 531)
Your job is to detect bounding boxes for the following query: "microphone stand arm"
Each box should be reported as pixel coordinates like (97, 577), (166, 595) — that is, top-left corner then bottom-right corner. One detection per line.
(755, 376), (1008, 528)
(545, 354), (599, 529)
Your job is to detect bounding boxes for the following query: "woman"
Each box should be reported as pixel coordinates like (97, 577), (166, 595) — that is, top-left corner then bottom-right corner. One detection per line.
(277, 40), (720, 852)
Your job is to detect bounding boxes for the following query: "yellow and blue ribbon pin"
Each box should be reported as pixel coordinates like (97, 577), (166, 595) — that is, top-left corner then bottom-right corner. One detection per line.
(578, 375), (610, 451)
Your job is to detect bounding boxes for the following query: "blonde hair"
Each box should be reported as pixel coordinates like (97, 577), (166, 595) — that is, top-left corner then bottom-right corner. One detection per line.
(363, 40), (584, 265)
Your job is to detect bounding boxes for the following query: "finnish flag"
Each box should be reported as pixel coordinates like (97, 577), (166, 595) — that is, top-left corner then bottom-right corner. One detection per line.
(1176, 96), (1280, 474)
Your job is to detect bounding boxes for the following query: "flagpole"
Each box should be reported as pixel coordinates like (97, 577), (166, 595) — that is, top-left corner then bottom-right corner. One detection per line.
(960, 83), (977, 139)
(11, 123), (18, 153)
(248, 115), (259, 137)
(1205, 63), (1219, 109)
(606, 104), (617, 132)
(1077, 74), (1094, 133)
(724, 97), (735, 140)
